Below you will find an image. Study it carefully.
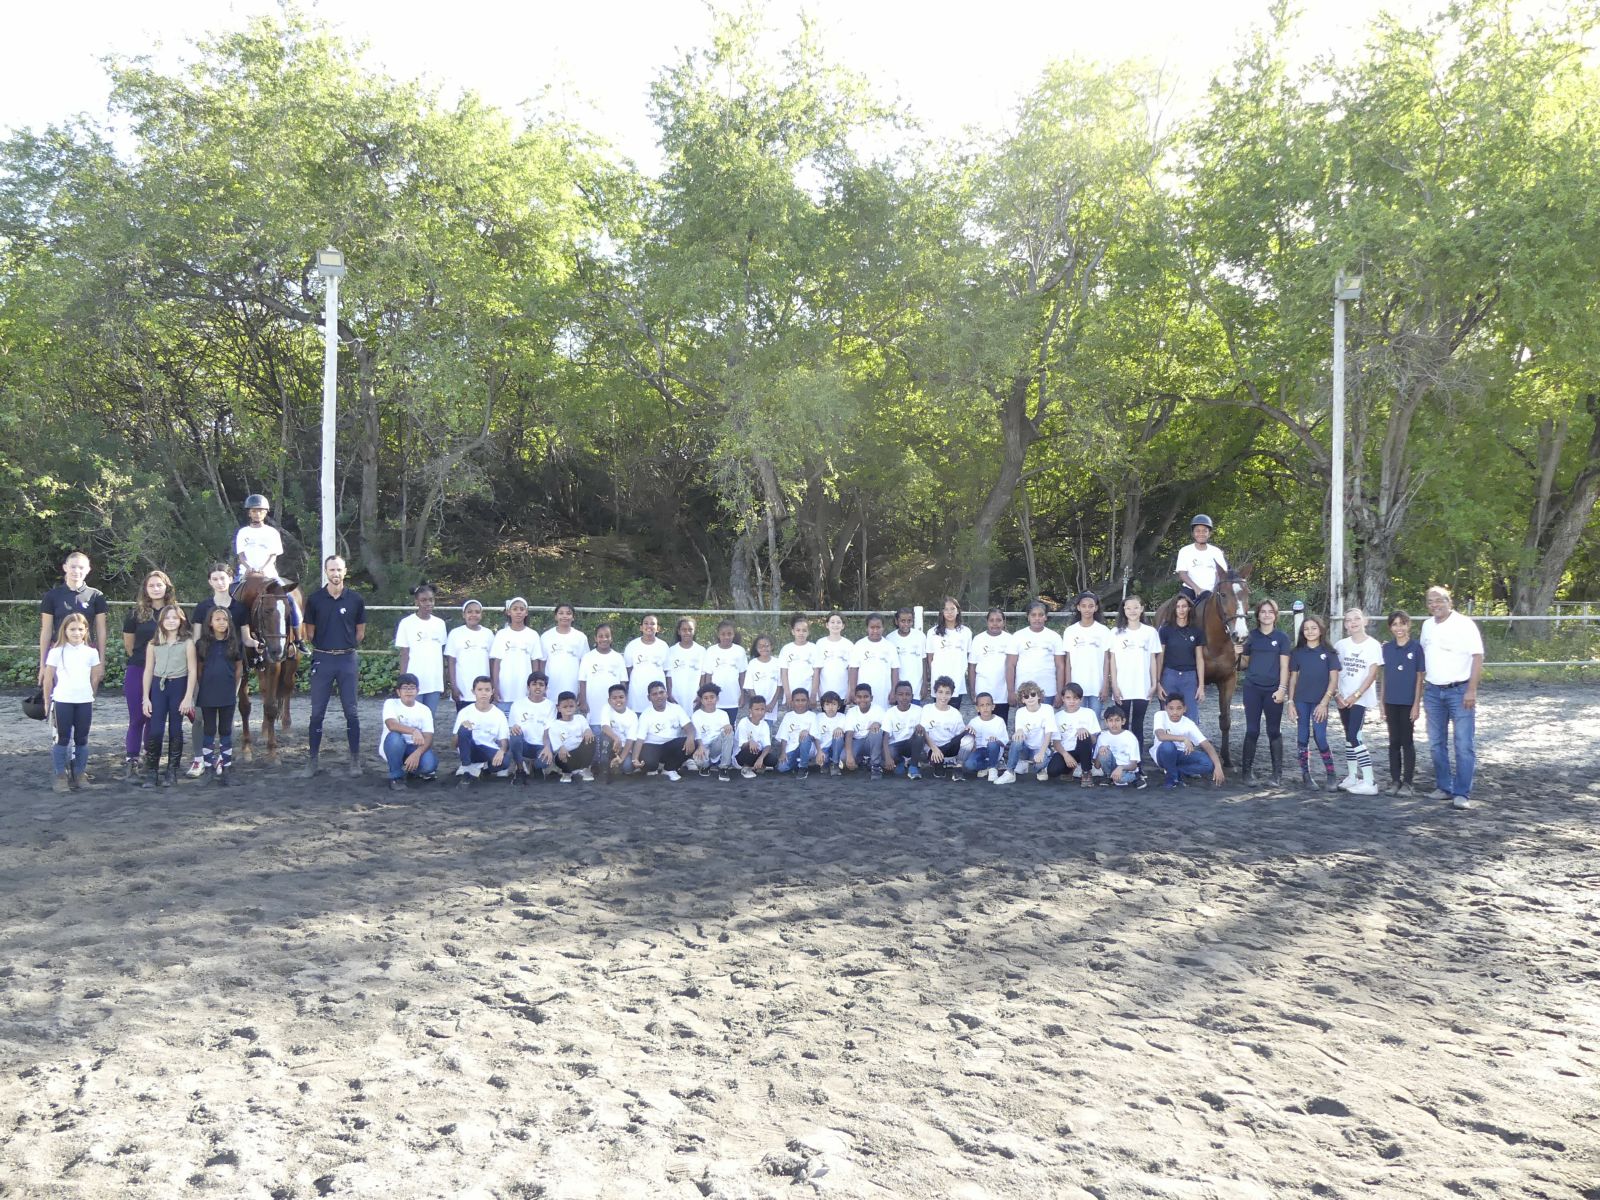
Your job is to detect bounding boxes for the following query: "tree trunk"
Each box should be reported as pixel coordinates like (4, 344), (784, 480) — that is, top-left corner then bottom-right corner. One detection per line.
(963, 373), (1034, 607)
(730, 532), (758, 613)
(1511, 395), (1600, 619)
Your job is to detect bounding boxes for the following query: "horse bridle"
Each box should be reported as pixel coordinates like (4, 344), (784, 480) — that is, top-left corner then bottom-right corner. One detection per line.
(251, 590), (289, 665)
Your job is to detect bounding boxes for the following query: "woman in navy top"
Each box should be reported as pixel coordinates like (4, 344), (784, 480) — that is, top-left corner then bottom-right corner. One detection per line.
(1379, 610), (1425, 794)
(1288, 614), (1340, 789)
(1157, 596), (1206, 722)
(1238, 598), (1291, 784)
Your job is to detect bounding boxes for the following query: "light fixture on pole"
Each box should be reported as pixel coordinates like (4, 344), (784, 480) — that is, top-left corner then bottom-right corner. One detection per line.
(313, 247), (347, 587)
(1331, 270), (1361, 615)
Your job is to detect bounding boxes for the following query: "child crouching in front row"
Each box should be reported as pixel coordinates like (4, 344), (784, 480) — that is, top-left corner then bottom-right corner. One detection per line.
(543, 692), (596, 782)
(1094, 705), (1146, 788)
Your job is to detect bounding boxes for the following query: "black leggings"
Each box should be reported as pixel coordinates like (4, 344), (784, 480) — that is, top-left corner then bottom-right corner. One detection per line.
(1242, 681), (1284, 740)
(641, 738), (688, 771)
(1121, 698), (1149, 752)
(1047, 739), (1096, 776)
(202, 705), (236, 739)
(1384, 702), (1416, 783)
(54, 701), (92, 748)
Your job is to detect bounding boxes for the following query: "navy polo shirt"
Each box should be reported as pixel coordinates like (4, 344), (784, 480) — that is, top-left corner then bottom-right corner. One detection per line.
(1289, 645), (1339, 704)
(1382, 639), (1425, 706)
(40, 584), (108, 628)
(1243, 629), (1290, 688)
(1159, 624), (1204, 672)
(304, 587), (366, 651)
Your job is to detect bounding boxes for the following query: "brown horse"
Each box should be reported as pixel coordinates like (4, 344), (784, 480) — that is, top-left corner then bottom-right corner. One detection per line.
(235, 573), (302, 764)
(1155, 567), (1251, 768)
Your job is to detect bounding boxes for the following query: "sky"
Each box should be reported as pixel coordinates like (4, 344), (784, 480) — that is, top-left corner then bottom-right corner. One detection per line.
(0, 0), (1433, 168)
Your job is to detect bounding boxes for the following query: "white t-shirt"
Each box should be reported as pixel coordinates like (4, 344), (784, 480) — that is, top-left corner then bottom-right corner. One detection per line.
(744, 657), (783, 705)
(452, 704), (510, 750)
(578, 649), (629, 715)
(1056, 706), (1101, 743)
(1334, 635), (1384, 702)
(1176, 543), (1230, 594)
(45, 644), (100, 704)
(968, 714), (1008, 748)
(1061, 621), (1111, 696)
(851, 637), (897, 705)
(1419, 611), (1485, 686)
(599, 705), (639, 747)
(881, 704), (923, 745)
(1012, 704), (1059, 752)
(844, 704), (885, 739)
(922, 704), (966, 747)
(444, 625), (494, 699)
(690, 707), (733, 745)
(886, 628), (927, 692)
(776, 710), (819, 747)
(546, 714), (590, 754)
(234, 524), (284, 575)
(815, 637), (854, 701)
(1110, 624), (1162, 699)
(779, 641), (819, 695)
(817, 709), (852, 743)
(393, 614), (448, 694)
(968, 630), (1014, 701)
(736, 716), (773, 750)
(665, 641), (706, 710)
(509, 696), (555, 745)
(926, 625), (972, 695)
(702, 643), (749, 703)
(379, 698), (434, 757)
(1152, 712), (1208, 756)
(491, 626), (544, 703)
(637, 701), (689, 745)
(1009, 626), (1063, 696)
(624, 637), (671, 712)
(541, 627), (589, 700)
(1095, 728), (1141, 768)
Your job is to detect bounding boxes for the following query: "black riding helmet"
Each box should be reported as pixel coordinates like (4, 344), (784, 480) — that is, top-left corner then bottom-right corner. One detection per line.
(22, 690), (47, 721)
(243, 494), (271, 512)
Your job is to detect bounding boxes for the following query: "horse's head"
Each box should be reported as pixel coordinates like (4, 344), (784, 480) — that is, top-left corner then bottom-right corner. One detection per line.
(1216, 567), (1252, 648)
(251, 589), (290, 665)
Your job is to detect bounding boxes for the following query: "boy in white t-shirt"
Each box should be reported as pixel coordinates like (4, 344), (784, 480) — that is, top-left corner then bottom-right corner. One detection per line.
(597, 683), (640, 780)
(920, 676), (968, 780)
(233, 496), (301, 636)
(886, 608), (928, 700)
(1333, 607), (1384, 796)
(850, 615), (898, 710)
(815, 691), (850, 776)
(452, 676), (510, 784)
(689, 684), (736, 779)
(1094, 706), (1146, 788)
(508, 672), (555, 783)
(381, 672), (438, 791)
(997, 681), (1060, 785)
(1175, 515), (1229, 601)
(633, 680), (695, 780)
(964, 692), (1009, 780)
(543, 692), (597, 782)
(735, 697), (773, 778)
(882, 681), (926, 779)
(1150, 694), (1224, 788)
(774, 687), (820, 777)
(1047, 683), (1101, 786)
(842, 684), (886, 778)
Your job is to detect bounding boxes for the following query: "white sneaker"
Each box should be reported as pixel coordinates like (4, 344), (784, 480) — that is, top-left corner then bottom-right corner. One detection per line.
(664, 770), (681, 782)
(986, 767), (998, 782)
(1427, 788), (1451, 801)
(1035, 769), (1050, 782)
(994, 770), (1016, 785)
(577, 768), (594, 782)
(740, 766), (756, 779)
(1347, 779), (1379, 796)
(1451, 795), (1472, 810)
(186, 756), (206, 779)
(1336, 774), (1357, 791)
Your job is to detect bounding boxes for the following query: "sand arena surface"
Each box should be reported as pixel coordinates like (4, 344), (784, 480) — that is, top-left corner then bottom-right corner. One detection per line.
(1, 684), (1598, 1199)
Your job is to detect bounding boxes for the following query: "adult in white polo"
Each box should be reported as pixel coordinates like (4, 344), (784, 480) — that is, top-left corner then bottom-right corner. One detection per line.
(1418, 586), (1483, 810)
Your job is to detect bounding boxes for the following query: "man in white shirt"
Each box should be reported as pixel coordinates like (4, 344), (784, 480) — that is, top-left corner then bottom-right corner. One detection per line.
(1150, 695), (1225, 787)
(1418, 586), (1484, 810)
(1175, 514), (1229, 602)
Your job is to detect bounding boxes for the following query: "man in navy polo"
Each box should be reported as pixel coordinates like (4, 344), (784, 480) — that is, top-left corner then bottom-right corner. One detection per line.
(299, 556), (367, 778)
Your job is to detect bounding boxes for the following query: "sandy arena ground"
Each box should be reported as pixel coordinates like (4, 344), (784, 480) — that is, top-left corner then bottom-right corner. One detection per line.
(1, 683), (1598, 1200)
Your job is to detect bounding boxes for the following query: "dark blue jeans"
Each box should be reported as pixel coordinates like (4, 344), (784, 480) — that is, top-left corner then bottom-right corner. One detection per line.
(1424, 681), (1476, 797)
(1155, 741), (1212, 784)
(308, 651), (360, 758)
(52, 701), (92, 775)
(383, 732), (438, 780)
(147, 676), (187, 755)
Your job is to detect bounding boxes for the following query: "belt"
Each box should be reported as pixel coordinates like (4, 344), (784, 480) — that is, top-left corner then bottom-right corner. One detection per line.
(1430, 679), (1469, 688)
(314, 647), (357, 656)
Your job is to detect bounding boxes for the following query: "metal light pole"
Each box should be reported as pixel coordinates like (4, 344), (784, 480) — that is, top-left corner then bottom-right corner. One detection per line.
(313, 247), (347, 587)
(1331, 270), (1361, 615)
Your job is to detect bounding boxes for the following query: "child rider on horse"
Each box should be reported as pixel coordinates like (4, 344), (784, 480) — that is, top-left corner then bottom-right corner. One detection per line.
(234, 494), (302, 650)
(1175, 514), (1230, 604)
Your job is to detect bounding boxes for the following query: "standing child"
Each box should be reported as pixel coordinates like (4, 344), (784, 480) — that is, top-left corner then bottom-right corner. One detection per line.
(394, 584), (448, 714)
(1379, 611), (1424, 795)
(541, 603), (589, 703)
(624, 615), (671, 714)
(814, 612), (854, 705)
(774, 687), (819, 777)
(882, 681), (926, 779)
(187, 564), (253, 778)
(968, 609), (1014, 723)
(380, 673), (438, 792)
(996, 681), (1059, 785)
(1048, 683), (1100, 785)
(577, 623), (629, 729)
(508, 673), (555, 783)
(452, 676), (510, 785)
(491, 598), (544, 714)
(1157, 595), (1206, 721)
(920, 677), (968, 781)
(195, 606), (244, 785)
(701, 620), (749, 728)
(1289, 614), (1340, 789)
(743, 634), (784, 719)
(850, 615), (898, 718)
(815, 691), (850, 776)
(887, 608), (928, 701)
(1150, 694), (1225, 788)
(665, 617), (707, 711)
(1093, 705), (1146, 788)
(1061, 592), (1111, 718)
(444, 601), (494, 712)
(735, 698), (773, 777)
(1333, 608), (1384, 796)
(689, 685), (736, 779)
(926, 598), (972, 707)
(140, 604), (196, 789)
(778, 614), (819, 710)
(963, 692), (1009, 780)
(121, 570), (176, 782)
(41, 612), (102, 792)
(543, 693), (597, 782)
(842, 684), (886, 778)
(1239, 599), (1292, 785)
(1008, 600), (1064, 708)
(598, 684), (641, 781)
(1108, 595), (1162, 757)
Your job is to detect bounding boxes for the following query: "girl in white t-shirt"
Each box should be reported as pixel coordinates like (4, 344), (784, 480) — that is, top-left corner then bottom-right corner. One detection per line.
(926, 596), (972, 702)
(1109, 594), (1163, 755)
(1333, 607), (1384, 795)
(665, 617), (706, 712)
(491, 597), (544, 711)
(624, 615), (670, 713)
(541, 603), (589, 702)
(813, 612), (854, 704)
(701, 620), (749, 725)
(1061, 591), (1112, 717)
(779, 614), (819, 705)
(1008, 600), (1064, 706)
(42, 613), (102, 791)
(444, 600), (494, 711)
(394, 584), (449, 712)
(968, 608), (1014, 721)
(743, 633), (784, 719)
(577, 622), (629, 725)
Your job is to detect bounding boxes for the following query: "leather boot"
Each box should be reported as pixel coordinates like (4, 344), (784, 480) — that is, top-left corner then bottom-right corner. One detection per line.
(165, 737), (184, 787)
(1268, 739), (1283, 786)
(1240, 734), (1258, 784)
(141, 742), (162, 789)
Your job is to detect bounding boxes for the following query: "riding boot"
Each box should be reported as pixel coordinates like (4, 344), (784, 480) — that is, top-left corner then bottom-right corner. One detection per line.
(141, 742), (162, 790)
(165, 736), (184, 787)
(1240, 734), (1258, 783)
(1268, 739), (1283, 786)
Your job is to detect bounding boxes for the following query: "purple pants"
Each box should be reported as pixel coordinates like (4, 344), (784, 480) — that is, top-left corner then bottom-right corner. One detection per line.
(124, 662), (148, 759)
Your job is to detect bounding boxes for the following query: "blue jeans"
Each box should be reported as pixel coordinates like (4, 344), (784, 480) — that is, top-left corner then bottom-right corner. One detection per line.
(887, 738), (923, 772)
(508, 733), (550, 771)
(820, 733), (845, 769)
(383, 731), (438, 780)
(845, 731), (883, 772)
(147, 676), (187, 755)
(1424, 681), (1476, 797)
(456, 731), (502, 770)
(776, 734), (816, 773)
(1094, 747), (1142, 785)
(1160, 668), (1199, 719)
(1155, 741), (1211, 785)
(1077, 694), (1105, 719)
(965, 741), (1005, 774)
(1294, 700), (1331, 752)
(308, 651), (360, 758)
(1005, 739), (1047, 773)
(417, 691), (441, 716)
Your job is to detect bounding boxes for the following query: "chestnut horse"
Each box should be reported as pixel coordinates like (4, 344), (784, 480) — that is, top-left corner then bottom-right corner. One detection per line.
(235, 573), (302, 764)
(1155, 567), (1251, 768)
